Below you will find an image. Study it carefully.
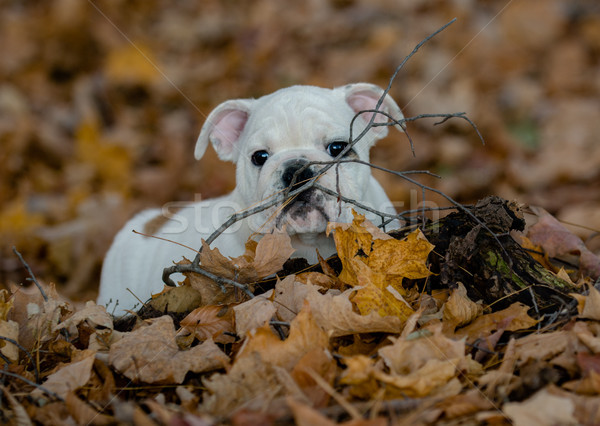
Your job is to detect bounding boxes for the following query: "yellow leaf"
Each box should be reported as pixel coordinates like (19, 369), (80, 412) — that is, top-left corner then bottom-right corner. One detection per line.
(104, 43), (161, 86)
(76, 121), (132, 194)
(327, 211), (434, 321)
(349, 258), (413, 319)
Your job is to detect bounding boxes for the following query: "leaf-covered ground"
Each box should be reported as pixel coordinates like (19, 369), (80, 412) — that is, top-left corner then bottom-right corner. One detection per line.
(1, 0), (600, 424)
(3, 207), (600, 424)
(1, 0), (598, 295)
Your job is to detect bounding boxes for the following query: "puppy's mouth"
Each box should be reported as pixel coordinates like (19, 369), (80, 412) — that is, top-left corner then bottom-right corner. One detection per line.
(276, 189), (330, 233)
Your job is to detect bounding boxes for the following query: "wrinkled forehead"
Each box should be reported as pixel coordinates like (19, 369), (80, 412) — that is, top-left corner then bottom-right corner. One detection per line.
(245, 88), (354, 147)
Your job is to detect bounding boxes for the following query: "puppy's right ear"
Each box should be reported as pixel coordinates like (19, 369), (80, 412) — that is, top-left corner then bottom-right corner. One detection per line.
(195, 99), (254, 162)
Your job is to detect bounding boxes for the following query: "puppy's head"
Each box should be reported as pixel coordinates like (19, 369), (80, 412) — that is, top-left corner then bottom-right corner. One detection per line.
(195, 83), (404, 235)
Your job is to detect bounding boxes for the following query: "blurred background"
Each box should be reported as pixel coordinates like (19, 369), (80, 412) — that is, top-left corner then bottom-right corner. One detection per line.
(1, 0), (599, 301)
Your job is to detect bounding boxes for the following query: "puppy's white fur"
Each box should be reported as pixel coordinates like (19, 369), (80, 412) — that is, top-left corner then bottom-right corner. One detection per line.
(98, 84), (404, 315)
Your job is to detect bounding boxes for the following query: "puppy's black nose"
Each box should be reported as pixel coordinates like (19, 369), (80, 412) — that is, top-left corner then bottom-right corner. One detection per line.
(281, 160), (314, 192)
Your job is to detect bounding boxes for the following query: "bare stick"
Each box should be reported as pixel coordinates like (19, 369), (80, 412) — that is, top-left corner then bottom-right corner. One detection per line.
(162, 262), (254, 298)
(0, 336), (39, 383)
(0, 370), (64, 401)
(12, 247), (47, 302)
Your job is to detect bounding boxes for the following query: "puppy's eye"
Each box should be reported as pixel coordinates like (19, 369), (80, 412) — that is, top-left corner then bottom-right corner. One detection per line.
(251, 150), (269, 166)
(327, 141), (349, 158)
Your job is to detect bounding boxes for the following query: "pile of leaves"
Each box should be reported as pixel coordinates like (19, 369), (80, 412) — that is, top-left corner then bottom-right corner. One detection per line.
(3, 200), (600, 425)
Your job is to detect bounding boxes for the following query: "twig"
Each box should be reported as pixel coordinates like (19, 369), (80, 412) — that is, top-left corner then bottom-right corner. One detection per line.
(0, 370), (64, 402)
(162, 18), (514, 289)
(161, 262), (254, 297)
(12, 247), (47, 302)
(0, 336), (39, 383)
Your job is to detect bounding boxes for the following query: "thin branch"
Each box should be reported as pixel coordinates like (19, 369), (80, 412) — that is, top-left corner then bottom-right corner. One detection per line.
(0, 336), (39, 383)
(161, 19), (514, 290)
(0, 370), (64, 402)
(162, 262), (254, 298)
(12, 247), (47, 302)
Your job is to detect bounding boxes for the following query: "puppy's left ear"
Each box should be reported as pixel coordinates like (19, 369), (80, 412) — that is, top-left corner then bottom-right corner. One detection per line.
(341, 83), (405, 139)
(195, 99), (255, 162)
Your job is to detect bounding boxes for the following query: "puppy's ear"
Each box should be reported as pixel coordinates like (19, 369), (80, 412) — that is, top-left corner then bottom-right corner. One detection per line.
(341, 83), (405, 139)
(195, 99), (254, 162)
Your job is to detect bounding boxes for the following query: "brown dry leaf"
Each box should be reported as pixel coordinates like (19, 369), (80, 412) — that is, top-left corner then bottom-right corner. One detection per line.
(454, 302), (538, 342)
(54, 300), (113, 338)
(237, 302), (329, 371)
(503, 387), (578, 426)
(512, 330), (573, 366)
(291, 348), (337, 407)
(252, 228), (295, 277)
(178, 305), (235, 344)
(182, 231), (294, 306)
(339, 355), (381, 399)
(201, 352), (305, 417)
(436, 390), (495, 420)
(148, 284), (204, 314)
(296, 271), (339, 290)
(379, 323), (467, 375)
(23, 294), (72, 351)
(0, 290), (19, 362)
(109, 315), (228, 384)
(1, 384), (32, 425)
(288, 397), (388, 426)
(527, 206), (600, 280)
(576, 284), (600, 321)
(442, 282), (483, 330)
(304, 285), (404, 337)
(287, 397), (337, 426)
(234, 293), (276, 336)
(573, 321), (600, 354)
(374, 358), (458, 398)
(0, 319), (18, 363)
(32, 350), (96, 400)
(65, 392), (113, 425)
(273, 275), (309, 323)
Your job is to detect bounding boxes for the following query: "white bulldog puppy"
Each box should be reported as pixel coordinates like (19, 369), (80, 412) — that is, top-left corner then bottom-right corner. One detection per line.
(98, 83), (404, 314)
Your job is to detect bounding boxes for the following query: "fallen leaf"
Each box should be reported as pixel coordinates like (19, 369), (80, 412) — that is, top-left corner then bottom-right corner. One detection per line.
(252, 228), (295, 277)
(305, 285), (404, 337)
(148, 285), (203, 313)
(32, 350), (96, 399)
(234, 293), (276, 336)
(454, 302), (538, 342)
(442, 282), (483, 330)
(503, 387), (577, 426)
(109, 316), (228, 384)
(201, 352), (305, 416)
(291, 348), (337, 407)
(379, 323), (467, 375)
(237, 302), (329, 371)
(578, 284), (600, 321)
(375, 358), (458, 398)
(327, 212), (433, 321)
(178, 305), (235, 344)
(54, 300), (113, 338)
(273, 275), (309, 323)
(527, 207), (600, 280)
(0, 319), (19, 362)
